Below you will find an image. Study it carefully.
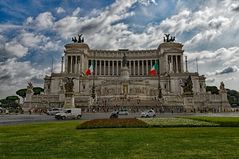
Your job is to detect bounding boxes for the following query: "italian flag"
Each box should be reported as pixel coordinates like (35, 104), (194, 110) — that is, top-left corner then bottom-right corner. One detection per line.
(149, 63), (158, 76)
(85, 65), (93, 75)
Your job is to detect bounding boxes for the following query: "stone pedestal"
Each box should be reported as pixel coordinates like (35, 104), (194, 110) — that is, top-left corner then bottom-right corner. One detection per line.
(64, 92), (75, 108)
(59, 92), (65, 102)
(26, 88), (33, 102)
(120, 66), (130, 80)
(183, 96), (194, 112)
(23, 88), (34, 111)
(220, 91), (231, 112)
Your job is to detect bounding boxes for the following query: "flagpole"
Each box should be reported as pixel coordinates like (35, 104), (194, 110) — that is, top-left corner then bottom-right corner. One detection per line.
(157, 55), (162, 99)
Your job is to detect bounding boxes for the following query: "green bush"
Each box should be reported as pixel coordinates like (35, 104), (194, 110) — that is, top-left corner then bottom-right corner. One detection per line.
(76, 118), (149, 129)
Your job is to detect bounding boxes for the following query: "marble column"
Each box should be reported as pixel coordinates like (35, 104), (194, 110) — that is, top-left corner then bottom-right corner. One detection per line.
(116, 60), (119, 76)
(74, 56), (77, 74)
(70, 56), (73, 73)
(95, 60), (98, 76)
(79, 56), (81, 75)
(137, 60), (139, 76)
(76, 56), (78, 74)
(81, 55), (83, 74)
(65, 55), (68, 73)
(142, 60), (144, 76)
(181, 55), (184, 72)
(108, 61), (111, 76)
(129, 60), (131, 75)
(133, 60), (136, 76)
(146, 60), (148, 75)
(103, 60), (106, 76)
(112, 60), (115, 75)
(99, 60), (102, 76)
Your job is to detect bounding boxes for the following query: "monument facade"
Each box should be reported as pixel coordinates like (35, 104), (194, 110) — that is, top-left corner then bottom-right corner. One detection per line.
(23, 34), (231, 112)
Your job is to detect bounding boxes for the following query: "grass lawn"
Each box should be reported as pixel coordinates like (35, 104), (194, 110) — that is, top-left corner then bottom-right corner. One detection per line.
(140, 117), (219, 127)
(1, 120), (239, 159)
(180, 116), (239, 127)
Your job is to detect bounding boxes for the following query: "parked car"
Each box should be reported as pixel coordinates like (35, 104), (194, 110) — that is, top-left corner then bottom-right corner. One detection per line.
(55, 108), (81, 120)
(141, 109), (156, 118)
(47, 108), (63, 115)
(110, 111), (119, 119)
(118, 109), (129, 115)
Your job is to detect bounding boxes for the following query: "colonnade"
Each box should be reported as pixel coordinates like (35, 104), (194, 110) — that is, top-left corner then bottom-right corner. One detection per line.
(167, 55), (183, 73)
(89, 59), (157, 76)
(64, 55), (183, 75)
(65, 55), (83, 74)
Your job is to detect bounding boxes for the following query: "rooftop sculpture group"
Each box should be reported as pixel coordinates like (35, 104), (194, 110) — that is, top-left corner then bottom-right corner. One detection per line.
(164, 34), (175, 42)
(72, 34), (84, 43)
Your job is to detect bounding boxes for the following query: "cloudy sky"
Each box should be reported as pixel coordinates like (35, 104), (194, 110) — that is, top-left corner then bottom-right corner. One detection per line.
(0, 0), (239, 98)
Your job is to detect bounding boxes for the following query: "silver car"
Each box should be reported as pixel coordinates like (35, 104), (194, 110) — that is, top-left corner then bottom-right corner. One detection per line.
(47, 108), (62, 115)
(141, 110), (156, 118)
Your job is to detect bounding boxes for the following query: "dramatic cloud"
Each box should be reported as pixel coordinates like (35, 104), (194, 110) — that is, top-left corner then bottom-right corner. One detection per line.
(0, 24), (21, 32)
(37, 12), (55, 28)
(54, 0), (137, 38)
(0, 58), (50, 97)
(56, 7), (65, 14)
(19, 31), (49, 48)
(20, 32), (61, 52)
(215, 66), (239, 75)
(5, 41), (28, 57)
(72, 7), (80, 16)
(232, 5), (239, 12)
(138, 0), (158, 6)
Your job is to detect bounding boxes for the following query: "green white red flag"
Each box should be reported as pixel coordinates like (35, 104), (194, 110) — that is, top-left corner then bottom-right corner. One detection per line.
(149, 62), (158, 76)
(85, 65), (93, 75)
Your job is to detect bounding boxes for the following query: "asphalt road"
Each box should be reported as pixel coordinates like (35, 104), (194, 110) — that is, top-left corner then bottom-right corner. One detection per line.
(1, 112), (239, 126)
(0, 112), (141, 125)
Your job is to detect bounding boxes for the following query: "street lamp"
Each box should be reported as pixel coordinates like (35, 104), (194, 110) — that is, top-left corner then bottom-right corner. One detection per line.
(157, 56), (162, 99)
(91, 52), (96, 99)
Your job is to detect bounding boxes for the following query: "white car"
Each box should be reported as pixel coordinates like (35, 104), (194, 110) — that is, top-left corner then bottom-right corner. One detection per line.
(47, 108), (63, 115)
(55, 108), (81, 120)
(118, 110), (129, 115)
(141, 110), (156, 118)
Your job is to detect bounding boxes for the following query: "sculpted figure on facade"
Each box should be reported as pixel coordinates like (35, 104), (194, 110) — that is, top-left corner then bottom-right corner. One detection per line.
(181, 76), (193, 95)
(220, 81), (226, 91)
(27, 81), (33, 90)
(122, 53), (127, 67)
(64, 77), (75, 92)
(59, 79), (64, 91)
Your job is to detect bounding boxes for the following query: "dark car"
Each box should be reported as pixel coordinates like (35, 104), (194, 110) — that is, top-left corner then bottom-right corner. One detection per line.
(110, 111), (119, 118)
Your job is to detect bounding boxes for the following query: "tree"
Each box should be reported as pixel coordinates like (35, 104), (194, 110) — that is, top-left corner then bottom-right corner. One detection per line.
(16, 89), (27, 99)
(33, 87), (44, 95)
(0, 96), (20, 109)
(6, 96), (20, 102)
(206, 86), (219, 94)
(0, 99), (9, 108)
(227, 89), (239, 107)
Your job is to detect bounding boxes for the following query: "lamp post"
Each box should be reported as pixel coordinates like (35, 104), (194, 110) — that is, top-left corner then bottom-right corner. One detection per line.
(91, 52), (96, 99)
